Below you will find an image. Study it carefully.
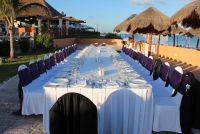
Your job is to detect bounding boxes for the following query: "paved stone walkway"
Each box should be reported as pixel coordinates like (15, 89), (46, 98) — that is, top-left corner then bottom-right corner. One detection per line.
(0, 76), (43, 134)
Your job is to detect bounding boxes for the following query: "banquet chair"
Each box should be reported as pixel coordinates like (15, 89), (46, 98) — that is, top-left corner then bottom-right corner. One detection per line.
(59, 50), (64, 62)
(145, 56), (154, 73)
(151, 62), (172, 97)
(153, 66), (184, 133)
(55, 51), (61, 64)
(180, 72), (200, 134)
(63, 48), (67, 59)
(49, 53), (56, 67)
(37, 58), (46, 75)
(44, 55), (52, 71)
(17, 65), (33, 114)
(29, 61), (40, 81)
(50, 93), (98, 134)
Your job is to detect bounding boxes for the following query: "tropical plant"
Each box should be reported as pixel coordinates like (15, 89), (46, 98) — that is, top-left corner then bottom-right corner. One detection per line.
(36, 33), (54, 51)
(0, 0), (19, 58)
(105, 33), (122, 39)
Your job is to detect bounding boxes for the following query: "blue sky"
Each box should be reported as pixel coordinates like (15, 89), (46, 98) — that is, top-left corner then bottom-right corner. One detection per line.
(46, 0), (192, 33)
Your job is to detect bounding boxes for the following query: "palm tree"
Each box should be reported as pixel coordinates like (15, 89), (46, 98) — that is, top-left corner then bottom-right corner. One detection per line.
(0, 0), (19, 58)
(0, 0), (49, 58)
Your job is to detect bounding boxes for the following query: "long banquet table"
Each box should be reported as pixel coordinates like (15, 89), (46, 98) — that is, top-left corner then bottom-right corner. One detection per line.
(43, 45), (154, 134)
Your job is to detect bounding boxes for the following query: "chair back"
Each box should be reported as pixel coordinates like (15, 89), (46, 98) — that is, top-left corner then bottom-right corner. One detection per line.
(178, 72), (198, 94)
(59, 50), (64, 61)
(55, 52), (61, 63)
(49, 53), (56, 67)
(152, 59), (163, 80)
(50, 93), (97, 134)
(63, 49), (67, 58)
(44, 55), (51, 70)
(18, 65), (32, 87)
(29, 61), (40, 80)
(169, 66), (183, 90)
(160, 62), (170, 82)
(37, 58), (46, 75)
(145, 56), (153, 72)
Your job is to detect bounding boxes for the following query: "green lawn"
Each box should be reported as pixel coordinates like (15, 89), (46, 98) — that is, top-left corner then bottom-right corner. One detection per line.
(0, 51), (52, 83)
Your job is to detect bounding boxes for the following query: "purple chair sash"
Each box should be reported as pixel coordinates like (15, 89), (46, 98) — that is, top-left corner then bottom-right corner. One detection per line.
(178, 72), (197, 94)
(18, 68), (32, 87)
(160, 64), (170, 82)
(50, 56), (56, 67)
(38, 60), (46, 74)
(29, 63), (40, 80)
(45, 58), (52, 70)
(60, 51), (64, 61)
(170, 69), (183, 89)
(55, 53), (61, 63)
(145, 58), (153, 71)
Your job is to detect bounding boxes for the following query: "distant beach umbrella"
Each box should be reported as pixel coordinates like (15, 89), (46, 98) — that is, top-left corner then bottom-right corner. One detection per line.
(171, 0), (200, 29)
(127, 7), (170, 56)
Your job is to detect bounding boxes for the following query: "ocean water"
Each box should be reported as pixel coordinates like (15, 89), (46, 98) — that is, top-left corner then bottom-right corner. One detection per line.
(120, 34), (199, 48)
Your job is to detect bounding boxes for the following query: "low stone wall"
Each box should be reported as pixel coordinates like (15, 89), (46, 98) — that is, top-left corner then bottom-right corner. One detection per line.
(54, 38), (76, 48)
(54, 38), (123, 50)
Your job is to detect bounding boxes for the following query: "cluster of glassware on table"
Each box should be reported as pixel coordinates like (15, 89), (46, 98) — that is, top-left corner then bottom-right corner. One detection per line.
(47, 45), (150, 89)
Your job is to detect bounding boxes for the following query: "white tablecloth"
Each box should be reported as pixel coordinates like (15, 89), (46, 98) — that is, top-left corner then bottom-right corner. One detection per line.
(43, 45), (154, 134)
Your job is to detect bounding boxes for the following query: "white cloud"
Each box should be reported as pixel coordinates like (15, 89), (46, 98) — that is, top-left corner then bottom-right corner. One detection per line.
(130, 0), (165, 6)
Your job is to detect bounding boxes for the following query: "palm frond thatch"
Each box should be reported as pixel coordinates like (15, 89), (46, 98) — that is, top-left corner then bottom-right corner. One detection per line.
(171, 0), (200, 28)
(188, 28), (200, 38)
(16, 0), (63, 18)
(113, 14), (136, 32)
(127, 7), (170, 34)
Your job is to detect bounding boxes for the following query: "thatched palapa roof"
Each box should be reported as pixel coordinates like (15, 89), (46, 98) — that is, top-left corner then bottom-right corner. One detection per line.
(113, 14), (136, 32)
(188, 28), (200, 38)
(63, 16), (85, 23)
(171, 0), (200, 28)
(127, 7), (170, 34)
(162, 24), (187, 35)
(17, 0), (63, 18)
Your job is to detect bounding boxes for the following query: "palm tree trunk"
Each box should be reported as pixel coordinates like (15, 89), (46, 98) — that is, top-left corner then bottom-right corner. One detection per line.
(132, 32), (135, 48)
(157, 35), (160, 56)
(196, 38), (199, 49)
(9, 25), (14, 58)
(173, 34), (176, 46)
(148, 33), (153, 56)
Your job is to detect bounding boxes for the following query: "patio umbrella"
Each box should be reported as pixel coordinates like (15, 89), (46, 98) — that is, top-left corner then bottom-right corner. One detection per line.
(127, 7), (170, 56)
(163, 24), (187, 46)
(113, 14), (137, 32)
(171, 0), (200, 29)
(113, 14), (137, 48)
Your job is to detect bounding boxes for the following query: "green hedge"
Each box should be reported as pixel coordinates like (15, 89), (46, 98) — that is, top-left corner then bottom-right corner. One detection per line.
(36, 33), (54, 51)
(105, 33), (122, 39)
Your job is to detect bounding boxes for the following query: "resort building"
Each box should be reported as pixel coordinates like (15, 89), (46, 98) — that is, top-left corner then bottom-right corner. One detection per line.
(0, 0), (99, 38)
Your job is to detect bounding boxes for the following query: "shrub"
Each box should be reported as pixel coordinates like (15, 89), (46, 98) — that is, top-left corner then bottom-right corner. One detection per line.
(36, 33), (54, 51)
(105, 33), (122, 39)
(19, 37), (30, 53)
(0, 40), (10, 57)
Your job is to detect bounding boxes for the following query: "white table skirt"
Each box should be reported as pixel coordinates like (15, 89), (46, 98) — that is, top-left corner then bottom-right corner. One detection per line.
(43, 86), (153, 134)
